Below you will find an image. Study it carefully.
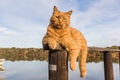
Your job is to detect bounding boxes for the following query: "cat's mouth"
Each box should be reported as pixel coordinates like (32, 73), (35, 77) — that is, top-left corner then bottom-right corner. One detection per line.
(53, 24), (63, 29)
(51, 20), (65, 29)
(51, 23), (63, 29)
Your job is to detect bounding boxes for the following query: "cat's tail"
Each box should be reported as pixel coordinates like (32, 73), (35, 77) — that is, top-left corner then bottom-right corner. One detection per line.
(78, 47), (88, 78)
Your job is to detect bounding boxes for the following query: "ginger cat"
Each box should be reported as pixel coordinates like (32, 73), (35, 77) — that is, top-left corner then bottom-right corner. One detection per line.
(42, 6), (87, 78)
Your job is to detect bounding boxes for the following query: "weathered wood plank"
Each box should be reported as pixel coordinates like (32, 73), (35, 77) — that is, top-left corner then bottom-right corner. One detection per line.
(88, 47), (120, 52)
(49, 51), (58, 80)
(57, 50), (68, 80)
(49, 50), (68, 80)
(119, 47), (120, 71)
(103, 51), (114, 80)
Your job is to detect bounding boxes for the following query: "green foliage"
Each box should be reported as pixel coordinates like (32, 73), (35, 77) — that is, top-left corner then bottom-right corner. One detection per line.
(0, 48), (48, 61)
(0, 47), (119, 63)
(106, 46), (119, 49)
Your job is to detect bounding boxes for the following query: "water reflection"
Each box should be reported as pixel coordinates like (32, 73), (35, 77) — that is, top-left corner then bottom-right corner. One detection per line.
(0, 48), (119, 80)
(1, 61), (48, 80)
(0, 60), (119, 80)
(69, 62), (104, 80)
(0, 76), (5, 80)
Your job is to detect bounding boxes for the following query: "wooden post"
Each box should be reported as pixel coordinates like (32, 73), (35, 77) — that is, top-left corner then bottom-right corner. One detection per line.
(103, 51), (114, 80)
(49, 50), (68, 80)
(119, 46), (120, 71)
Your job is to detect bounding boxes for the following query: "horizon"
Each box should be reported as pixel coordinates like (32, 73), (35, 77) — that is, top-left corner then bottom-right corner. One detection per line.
(0, 0), (120, 48)
(0, 45), (119, 48)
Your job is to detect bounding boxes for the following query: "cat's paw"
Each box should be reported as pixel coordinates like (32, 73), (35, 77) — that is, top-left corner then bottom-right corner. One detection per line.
(70, 57), (76, 71)
(70, 62), (76, 71)
(48, 38), (57, 50)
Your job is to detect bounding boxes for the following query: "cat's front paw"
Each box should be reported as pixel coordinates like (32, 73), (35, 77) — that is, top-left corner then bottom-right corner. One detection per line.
(70, 57), (76, 71)
(48, 38), (57, 50)
(70, 62), (76, 71)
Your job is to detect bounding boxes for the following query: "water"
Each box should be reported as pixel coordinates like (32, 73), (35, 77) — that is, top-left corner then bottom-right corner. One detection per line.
(0, 60), (119, 80)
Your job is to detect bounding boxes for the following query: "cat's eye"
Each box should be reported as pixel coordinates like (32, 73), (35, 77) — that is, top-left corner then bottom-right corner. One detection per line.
(56, 16), (60, 18)
(62, 17), (66, 20)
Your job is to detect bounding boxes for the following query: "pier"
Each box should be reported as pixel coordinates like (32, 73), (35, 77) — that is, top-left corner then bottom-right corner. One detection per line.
(48, 47), (120, 80)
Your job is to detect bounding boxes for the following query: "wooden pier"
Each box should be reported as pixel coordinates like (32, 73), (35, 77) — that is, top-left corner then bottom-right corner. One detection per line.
(89, 47), (120, 80)
(47, 47), (120, 80)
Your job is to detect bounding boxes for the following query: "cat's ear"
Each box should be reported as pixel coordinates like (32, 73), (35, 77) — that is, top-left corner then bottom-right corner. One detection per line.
(53, 6), (59, 11)
(66, 10), (72, 15)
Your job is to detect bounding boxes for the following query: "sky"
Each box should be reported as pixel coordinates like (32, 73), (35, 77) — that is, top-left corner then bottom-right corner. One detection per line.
(0, 0), (120, 48)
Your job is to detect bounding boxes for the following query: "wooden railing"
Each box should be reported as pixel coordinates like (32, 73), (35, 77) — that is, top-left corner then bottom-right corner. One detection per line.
(89, 47), (120, 80)
(47, 47), (120, 80)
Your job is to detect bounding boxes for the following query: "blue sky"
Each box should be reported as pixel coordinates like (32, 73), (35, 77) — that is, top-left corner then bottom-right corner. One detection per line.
(0, 0), (120, 48)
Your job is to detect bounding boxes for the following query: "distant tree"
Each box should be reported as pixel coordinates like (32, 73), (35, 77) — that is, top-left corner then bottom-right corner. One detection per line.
(106, 45), (118, 49)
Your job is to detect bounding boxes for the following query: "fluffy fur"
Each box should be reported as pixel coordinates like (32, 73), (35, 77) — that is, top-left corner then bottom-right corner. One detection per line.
(42, 6), (88, 78)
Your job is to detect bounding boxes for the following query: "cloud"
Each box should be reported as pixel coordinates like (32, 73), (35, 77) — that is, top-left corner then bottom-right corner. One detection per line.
(49, 0), (120, 47)
(0, 27), (5, 32)
(0, 0), (120, 47)
(58, 0), (120, 47)
(0, 25), (17, 36)
(94, 19), (120, 47)
(0, 0), (54, 48)
(0, 1), (53, 22)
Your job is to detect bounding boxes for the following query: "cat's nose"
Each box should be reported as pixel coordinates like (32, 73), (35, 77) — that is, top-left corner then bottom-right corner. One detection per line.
(59, 20), (62, 23)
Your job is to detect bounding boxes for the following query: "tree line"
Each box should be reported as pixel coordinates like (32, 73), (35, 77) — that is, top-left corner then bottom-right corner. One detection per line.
(0, 47), (119, 63)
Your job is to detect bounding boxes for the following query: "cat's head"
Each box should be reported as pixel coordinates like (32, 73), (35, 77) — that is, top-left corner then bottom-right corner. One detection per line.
(50, 6), (72, 29)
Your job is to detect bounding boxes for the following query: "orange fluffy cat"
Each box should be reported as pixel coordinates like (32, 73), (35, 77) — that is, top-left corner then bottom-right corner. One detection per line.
(42, 6), (87, 78)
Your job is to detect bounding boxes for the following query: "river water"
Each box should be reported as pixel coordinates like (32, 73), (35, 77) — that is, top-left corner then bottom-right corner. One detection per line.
(0, 60), (119, 80)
